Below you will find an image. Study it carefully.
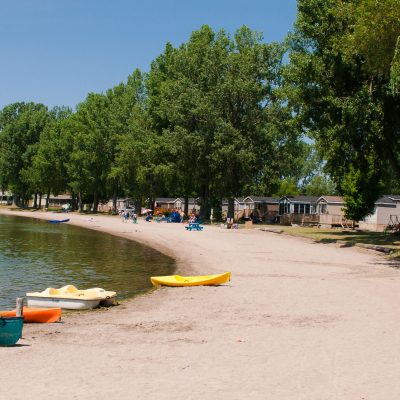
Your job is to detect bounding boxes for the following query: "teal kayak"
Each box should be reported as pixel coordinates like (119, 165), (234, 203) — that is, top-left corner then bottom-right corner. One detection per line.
(0, 317), (24, 346)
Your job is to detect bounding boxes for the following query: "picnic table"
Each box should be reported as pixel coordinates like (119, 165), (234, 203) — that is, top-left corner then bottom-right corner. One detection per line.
(185, 222), (203, 231)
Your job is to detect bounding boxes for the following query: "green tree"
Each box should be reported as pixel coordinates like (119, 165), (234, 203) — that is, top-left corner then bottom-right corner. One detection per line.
(24, 106), (73, 208)
(273, 178), (300, 197)
(67, 93), (111, 212)
(148, 25), (301, 218)
(286, 0), (400, 218)
(302, 175), (336, 197)
(0, 102), (50, 206)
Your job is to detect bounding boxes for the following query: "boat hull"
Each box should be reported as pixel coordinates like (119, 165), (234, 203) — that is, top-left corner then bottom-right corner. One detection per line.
(26, 297), (101, 310)
(151, 272), (231, 287)
(26, 285), (117, 310)
(0, 307), (61, 323)
(0, 317), (24, 346)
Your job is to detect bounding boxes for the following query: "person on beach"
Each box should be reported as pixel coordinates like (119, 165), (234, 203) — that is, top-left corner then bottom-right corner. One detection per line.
(145, 212), (152, 222)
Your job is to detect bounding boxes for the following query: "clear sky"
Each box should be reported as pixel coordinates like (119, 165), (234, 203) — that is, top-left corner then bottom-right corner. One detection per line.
(0, 0), (297, 110)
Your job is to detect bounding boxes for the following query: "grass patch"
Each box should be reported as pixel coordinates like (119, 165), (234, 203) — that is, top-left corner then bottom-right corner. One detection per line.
(261, 224), (400, 255)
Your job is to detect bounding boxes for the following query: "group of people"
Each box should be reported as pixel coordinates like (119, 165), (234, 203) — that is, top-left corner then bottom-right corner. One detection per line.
(119, 208), (138, 223)
(119, 207), (201, 224)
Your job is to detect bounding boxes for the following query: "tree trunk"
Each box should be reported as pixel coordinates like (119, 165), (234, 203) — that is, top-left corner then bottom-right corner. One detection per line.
(38, 193), (43, 209)
(134, 199), (142, 215)
(33, 192), (38, 209)
(70, 192), (78, 211)
(112, 191), (117, 214)
(45, 192), (50, 209)
(78, 192), (84, 213)
(184, 196), (189, 217)
(227, 197), (235, 220)
(147, 197), (154, 211)
(199, 185), (210, 220)
(92, 190), (99, 213)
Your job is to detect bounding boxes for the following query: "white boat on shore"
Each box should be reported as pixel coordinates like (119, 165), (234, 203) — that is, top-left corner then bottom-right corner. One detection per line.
(26, 285), (117, 310)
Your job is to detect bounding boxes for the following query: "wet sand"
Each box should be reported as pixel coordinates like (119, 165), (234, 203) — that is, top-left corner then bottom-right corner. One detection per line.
(1, 209), (400, 400)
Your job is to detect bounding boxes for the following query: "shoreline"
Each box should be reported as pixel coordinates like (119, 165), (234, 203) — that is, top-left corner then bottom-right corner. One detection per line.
(2, 208), (400, 399)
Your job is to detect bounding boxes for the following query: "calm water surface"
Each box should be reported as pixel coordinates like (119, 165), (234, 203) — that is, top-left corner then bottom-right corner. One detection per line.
(0, 214), (175, 309)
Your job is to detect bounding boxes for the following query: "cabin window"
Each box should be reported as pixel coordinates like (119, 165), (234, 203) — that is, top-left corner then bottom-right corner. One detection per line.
(279, 202), (290, 215)
(299, 204), (305, 214)
(294, 204), (299, 213)
(305, 204), (310, 214)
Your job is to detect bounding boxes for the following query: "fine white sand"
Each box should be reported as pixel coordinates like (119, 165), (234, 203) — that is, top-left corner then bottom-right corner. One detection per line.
(1, 209), (400, 400)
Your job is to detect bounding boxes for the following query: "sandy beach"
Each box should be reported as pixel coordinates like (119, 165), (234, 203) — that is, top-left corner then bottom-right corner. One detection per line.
(2, 209), (400, 399)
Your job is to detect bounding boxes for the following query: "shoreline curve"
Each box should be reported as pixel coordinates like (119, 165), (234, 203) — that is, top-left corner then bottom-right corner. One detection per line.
(2, 208), (400, 400)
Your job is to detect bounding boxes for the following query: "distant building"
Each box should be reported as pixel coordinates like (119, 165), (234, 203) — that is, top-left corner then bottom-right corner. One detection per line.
(278, 195), (319, 225)
(0, 191), (13, 205)
(154, 198), (200, 213)
(28, 194), (72, 208)
(315, 196), (353, 228)
(359, 195), (400, 232)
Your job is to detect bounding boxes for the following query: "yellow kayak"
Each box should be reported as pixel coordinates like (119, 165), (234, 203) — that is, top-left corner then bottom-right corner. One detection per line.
(151, 272), (231, 287)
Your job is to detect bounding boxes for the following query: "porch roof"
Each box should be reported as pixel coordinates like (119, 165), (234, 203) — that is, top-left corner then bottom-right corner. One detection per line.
(155, 197), (178, 204)
(244, 196), (279, 204)
(280, 195), (319, 204)
(375, 195), (400, 206)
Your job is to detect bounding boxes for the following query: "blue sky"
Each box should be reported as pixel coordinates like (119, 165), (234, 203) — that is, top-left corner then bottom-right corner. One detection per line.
(0, 0), (297, 110)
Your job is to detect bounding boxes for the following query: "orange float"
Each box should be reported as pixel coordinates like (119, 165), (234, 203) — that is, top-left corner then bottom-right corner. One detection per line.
(0, 307), (61, 323)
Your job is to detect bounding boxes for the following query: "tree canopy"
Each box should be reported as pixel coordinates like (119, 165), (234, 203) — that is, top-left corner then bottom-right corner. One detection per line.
(285, 0), (400, 219)
(4, 12), (397, 219)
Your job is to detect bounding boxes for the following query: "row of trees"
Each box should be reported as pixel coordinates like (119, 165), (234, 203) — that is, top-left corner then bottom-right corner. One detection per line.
(1, 0), (398, 220)
(0, 26), (322, 218)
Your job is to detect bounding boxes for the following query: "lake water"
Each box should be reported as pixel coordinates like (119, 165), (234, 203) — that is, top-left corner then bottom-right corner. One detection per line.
(0, 214), (175, 309)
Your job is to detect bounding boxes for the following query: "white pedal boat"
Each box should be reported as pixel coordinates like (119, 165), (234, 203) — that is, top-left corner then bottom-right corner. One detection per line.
(26, 285), (117, 310)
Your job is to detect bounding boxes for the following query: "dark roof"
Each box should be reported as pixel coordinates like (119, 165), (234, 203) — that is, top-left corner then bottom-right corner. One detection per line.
(280, 195), (319, 203)
(375, 195), (398, 205)
(386, 195), (400, 202)
(155, 197), (200, 204)
(155, 197), (177, 203)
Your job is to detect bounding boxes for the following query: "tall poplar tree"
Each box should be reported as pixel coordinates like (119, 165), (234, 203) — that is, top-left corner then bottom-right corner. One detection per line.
(148, 25), (301, 218)
(0, 102), (50, 206)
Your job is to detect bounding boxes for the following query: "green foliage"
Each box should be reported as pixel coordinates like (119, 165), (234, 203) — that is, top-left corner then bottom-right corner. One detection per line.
(286, 0), (400, 219)
(273, 178), (300, 197)
(0, 102), (50, 204)
(26, 106), (72, 198)
(341, 164), (384, 220)
(147, 25), (304, 216)
(302, 174), (336, 196)
(390, 36), (400, 95)
(0, 24), (333, 213)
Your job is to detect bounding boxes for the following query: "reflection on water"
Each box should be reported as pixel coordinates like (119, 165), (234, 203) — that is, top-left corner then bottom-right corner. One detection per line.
(0, 214), (175, 309)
